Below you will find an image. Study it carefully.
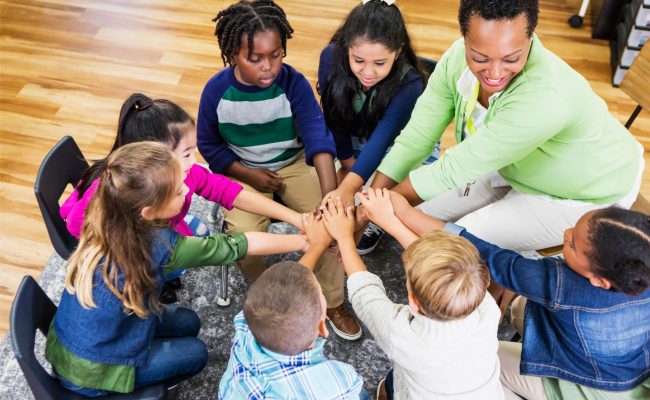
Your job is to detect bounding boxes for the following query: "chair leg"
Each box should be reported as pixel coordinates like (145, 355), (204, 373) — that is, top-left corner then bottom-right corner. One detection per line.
(499, 290), (518, 325)
(625, 105), (643, 129)
(217, 264), (230, 307)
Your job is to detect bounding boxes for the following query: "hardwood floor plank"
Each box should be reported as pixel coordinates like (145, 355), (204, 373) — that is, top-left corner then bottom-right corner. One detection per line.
(0, 0), (648, 339)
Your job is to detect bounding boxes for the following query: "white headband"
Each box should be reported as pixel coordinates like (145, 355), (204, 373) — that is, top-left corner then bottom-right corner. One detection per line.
(362, 0), (396, 5)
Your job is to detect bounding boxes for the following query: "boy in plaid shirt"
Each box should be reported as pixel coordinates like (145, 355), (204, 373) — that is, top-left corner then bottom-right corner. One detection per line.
(218, 215), (369, 399)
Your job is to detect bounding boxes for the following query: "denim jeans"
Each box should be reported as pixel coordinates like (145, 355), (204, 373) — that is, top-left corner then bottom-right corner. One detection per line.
(58, 305), (208, 397)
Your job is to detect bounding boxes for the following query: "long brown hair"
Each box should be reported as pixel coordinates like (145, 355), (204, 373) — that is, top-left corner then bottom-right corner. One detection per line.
(66, 142), (181, 318)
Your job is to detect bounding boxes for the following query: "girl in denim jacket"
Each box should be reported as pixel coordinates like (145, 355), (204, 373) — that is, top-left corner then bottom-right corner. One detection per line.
(45, 142), (307, 397)
(360, 189), (650, 400)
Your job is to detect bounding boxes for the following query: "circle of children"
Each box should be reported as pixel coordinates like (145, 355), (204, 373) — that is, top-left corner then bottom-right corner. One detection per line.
(45, 0), (649, 399)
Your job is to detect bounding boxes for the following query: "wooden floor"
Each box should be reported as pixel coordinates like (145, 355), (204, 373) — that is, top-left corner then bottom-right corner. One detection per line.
(1, 0), (649, 337)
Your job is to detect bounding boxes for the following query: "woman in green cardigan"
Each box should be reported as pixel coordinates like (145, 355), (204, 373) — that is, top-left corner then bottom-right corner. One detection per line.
(366, 0), (643, 254)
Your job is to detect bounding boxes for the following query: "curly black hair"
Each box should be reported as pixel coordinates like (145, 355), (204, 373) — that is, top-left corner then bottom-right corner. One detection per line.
(213, 0), (294, 66)
(458, 0), (539, 37)
(587, 207), (650, 296)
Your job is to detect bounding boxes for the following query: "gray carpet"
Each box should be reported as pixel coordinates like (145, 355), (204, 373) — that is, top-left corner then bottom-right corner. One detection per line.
(0, 195), (518, 399)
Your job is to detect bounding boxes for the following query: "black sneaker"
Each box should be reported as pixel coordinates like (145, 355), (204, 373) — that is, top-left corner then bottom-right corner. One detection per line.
(159, 282), (178, 304)
(356, 222), (384, 255)
(166, 277), (182, 290)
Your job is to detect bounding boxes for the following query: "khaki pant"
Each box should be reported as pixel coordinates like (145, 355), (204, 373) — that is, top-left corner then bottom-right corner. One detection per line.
(225, 154), (345, 308)
(499, 297), (548, 400)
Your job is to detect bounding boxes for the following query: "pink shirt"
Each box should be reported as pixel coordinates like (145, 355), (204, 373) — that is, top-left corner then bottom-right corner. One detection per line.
(60, 164), (243, 238)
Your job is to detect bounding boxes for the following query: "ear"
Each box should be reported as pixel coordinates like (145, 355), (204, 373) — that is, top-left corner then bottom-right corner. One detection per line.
(588, 275), (612, 290)
(407, 292), (422, 314)
(317, 318), (329, 339)
(140, 206), (156, 221)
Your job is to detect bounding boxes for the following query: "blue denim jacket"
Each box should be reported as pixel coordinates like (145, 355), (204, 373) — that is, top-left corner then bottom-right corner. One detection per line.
(53, 229), (179, 367)
(445, 224), (650, 391)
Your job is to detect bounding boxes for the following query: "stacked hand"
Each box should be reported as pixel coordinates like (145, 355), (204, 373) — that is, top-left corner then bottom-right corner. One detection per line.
(321, 197), (356, 242)
(320, 186), (356, 211)
(355, 188), (399, 229)
(301, 212), (332, 249)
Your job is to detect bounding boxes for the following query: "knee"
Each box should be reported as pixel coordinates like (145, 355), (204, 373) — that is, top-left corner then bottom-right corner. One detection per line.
(173, 307), (202, 336)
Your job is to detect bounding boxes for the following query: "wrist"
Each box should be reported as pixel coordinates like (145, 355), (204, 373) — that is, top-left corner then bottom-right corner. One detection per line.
(339, 173), (363, 192)
(375, 214), (400, 229)
(335, 233), (356, 246)
(309, 242), (329, 251)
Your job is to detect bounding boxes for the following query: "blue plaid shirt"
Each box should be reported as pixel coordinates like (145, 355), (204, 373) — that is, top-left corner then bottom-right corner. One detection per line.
(218, 312), (365, 399)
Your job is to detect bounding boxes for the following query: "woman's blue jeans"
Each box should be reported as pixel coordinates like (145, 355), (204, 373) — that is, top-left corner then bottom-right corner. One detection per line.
(58, 305), (208, 397)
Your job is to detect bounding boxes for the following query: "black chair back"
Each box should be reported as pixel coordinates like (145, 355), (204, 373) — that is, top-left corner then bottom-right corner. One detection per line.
(418, 56), (437, 75)
(9, 275), (168, 400)
(10, 276), (60, 400)
(34, 136), (88, 259)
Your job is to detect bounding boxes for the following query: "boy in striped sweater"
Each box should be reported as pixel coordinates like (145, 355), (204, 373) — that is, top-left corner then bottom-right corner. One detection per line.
(197, 0), (361, 340)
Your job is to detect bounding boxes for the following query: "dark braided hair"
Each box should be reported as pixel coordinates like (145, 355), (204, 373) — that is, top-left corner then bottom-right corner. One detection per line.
(587, 207), (650, 296)
(213, 0), (294, 66)
(318, 0), (426, 139)
(76, 93), (193, 198)
(459, 0), (539, 38)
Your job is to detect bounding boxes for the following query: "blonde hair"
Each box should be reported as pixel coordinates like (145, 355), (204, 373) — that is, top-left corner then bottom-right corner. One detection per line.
(66, 142), (181, 318)
(403, 231), (489, 320)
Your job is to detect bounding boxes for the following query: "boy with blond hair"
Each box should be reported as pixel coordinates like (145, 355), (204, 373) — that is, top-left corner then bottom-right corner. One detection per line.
(218, 214), (369, 400)
(321, 191), (504, 399)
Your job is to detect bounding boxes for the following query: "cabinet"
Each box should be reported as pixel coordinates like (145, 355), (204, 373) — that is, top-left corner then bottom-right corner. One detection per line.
(612, 0), (650, 86)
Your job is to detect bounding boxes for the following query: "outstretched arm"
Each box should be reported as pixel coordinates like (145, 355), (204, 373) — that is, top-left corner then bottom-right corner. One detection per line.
(313, 152), (338, 197)
(321, 198), (367, 276)
(298, 213), (331, 270)
(370, 175), (423, 206)
(387, 191), (445, 235)
(356, 188), (419, 249)
(233, 190), (303, 229)
(244, 232), (307, 256)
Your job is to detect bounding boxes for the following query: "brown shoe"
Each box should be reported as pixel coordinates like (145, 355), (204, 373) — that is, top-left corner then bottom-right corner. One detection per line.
(376, 378), (387, 400)
(326, 304), (362, 340)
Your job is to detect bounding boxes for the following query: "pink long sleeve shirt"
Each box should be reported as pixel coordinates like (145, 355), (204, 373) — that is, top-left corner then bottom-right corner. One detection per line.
(60, 164), (243, 238)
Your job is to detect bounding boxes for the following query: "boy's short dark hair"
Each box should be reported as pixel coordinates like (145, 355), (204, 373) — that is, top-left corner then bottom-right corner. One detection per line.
(243, 261), (322, 355)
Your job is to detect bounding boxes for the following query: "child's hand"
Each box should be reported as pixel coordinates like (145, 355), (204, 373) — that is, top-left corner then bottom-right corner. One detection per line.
(301, 212), (332, 248)
(320, 186), (355, 211)
(247, 168), (284, 193)
(388, 190), (411, 217)
(322, 197), (356, 242)
(355, 188), (398, 229)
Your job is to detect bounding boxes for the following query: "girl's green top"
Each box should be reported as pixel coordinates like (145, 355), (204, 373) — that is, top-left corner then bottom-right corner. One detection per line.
(378, 35), (640, 204)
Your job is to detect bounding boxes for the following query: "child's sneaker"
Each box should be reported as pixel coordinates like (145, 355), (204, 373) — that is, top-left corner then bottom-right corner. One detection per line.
(326, 304), (362, 341)
(356, 222), (384, 255)
(159, 282), (178, 304)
